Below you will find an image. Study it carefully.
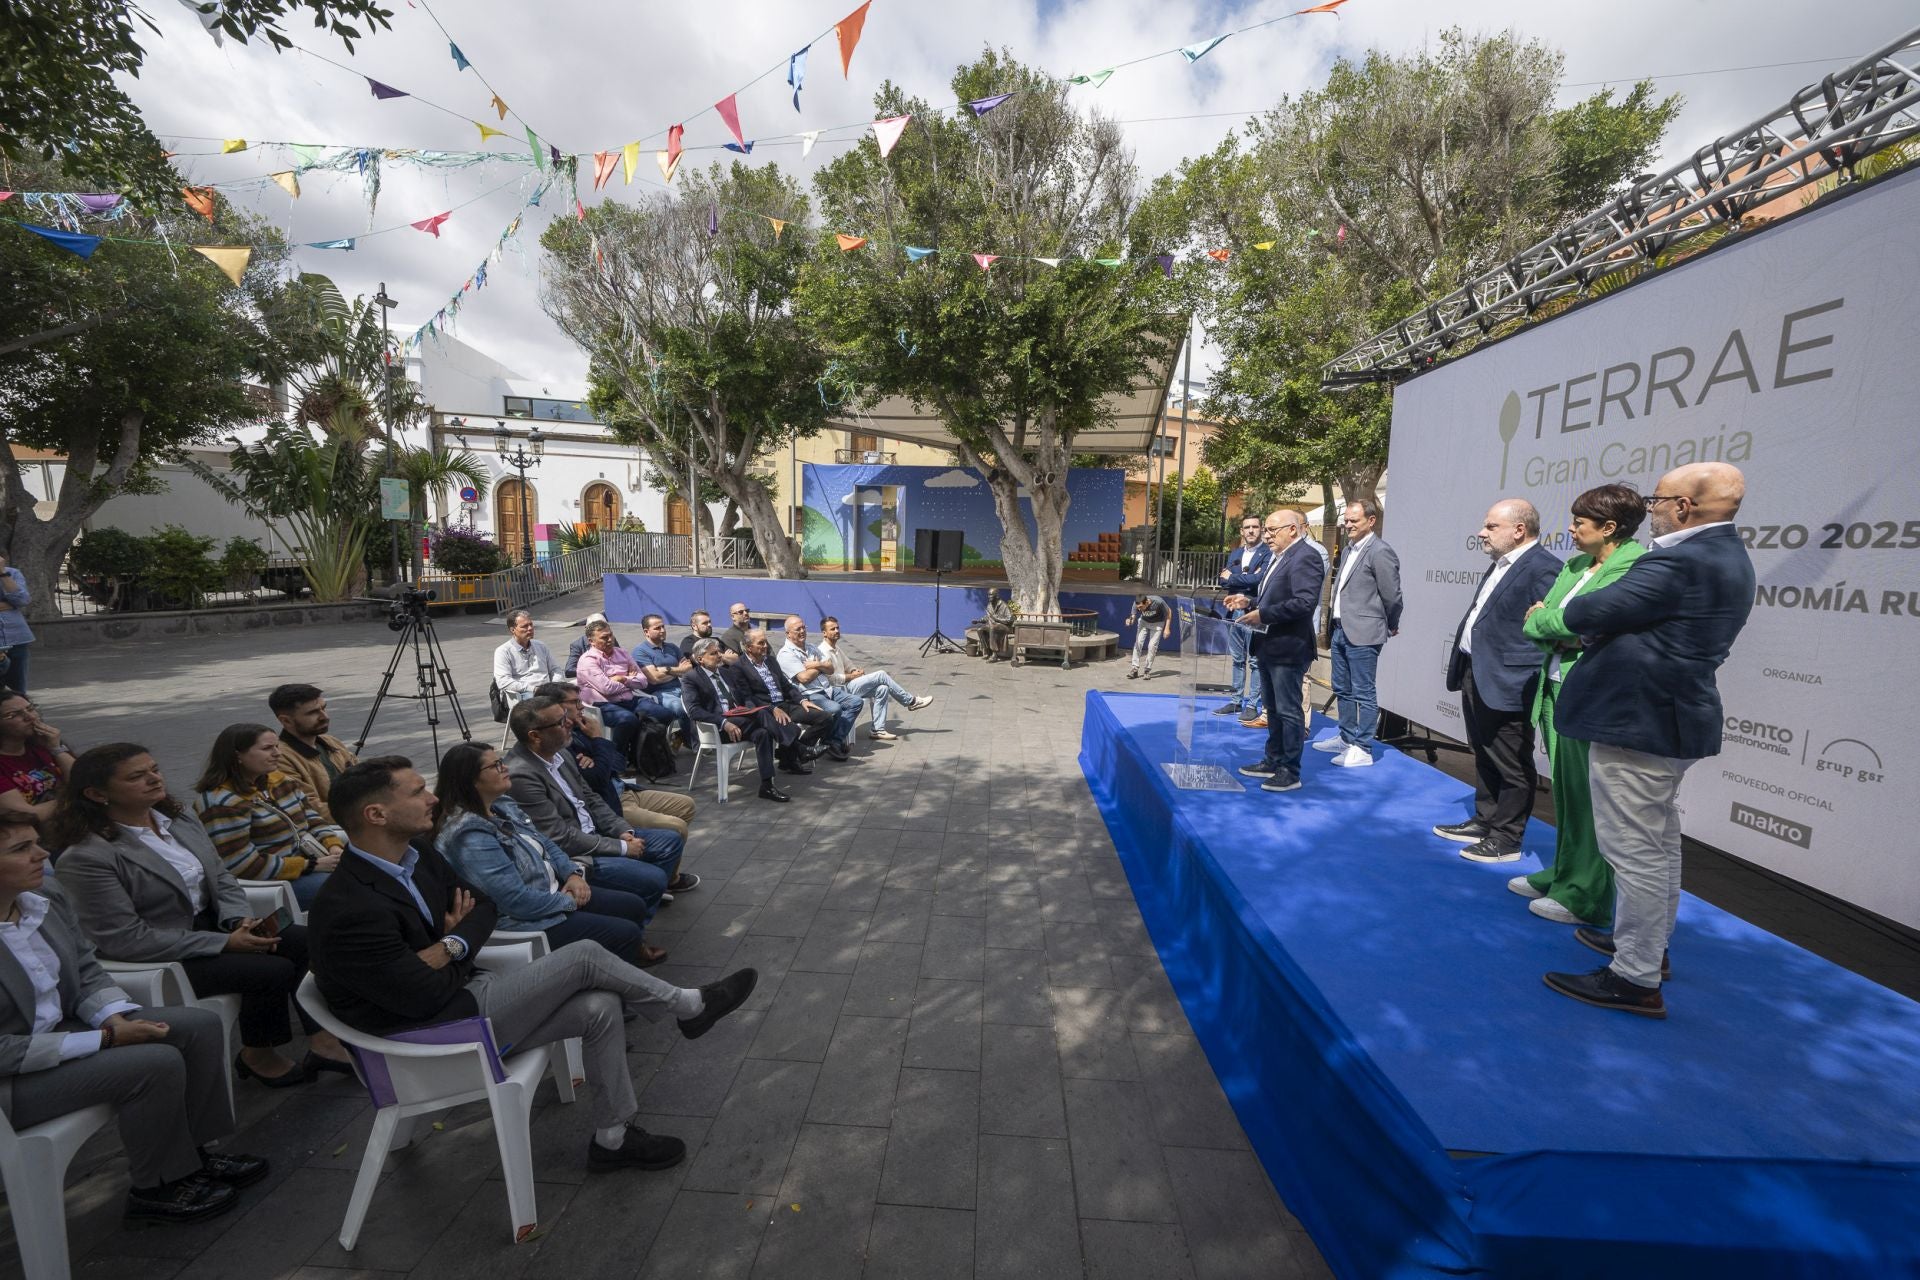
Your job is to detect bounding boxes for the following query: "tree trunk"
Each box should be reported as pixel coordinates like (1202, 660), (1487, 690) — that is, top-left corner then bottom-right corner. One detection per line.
(1338, 462), (1385, 510)
(713, 472), (802, 579)
(979, 467), (1070, 616)
(0, 410), (146, 623)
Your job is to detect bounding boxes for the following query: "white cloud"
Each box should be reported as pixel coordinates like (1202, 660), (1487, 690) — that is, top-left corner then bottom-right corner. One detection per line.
(923, 469), (981, 489)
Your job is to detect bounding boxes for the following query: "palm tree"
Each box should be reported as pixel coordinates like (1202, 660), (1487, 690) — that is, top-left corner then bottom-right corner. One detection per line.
(374, 444), (487, 581)
(275, 275), (427, 443)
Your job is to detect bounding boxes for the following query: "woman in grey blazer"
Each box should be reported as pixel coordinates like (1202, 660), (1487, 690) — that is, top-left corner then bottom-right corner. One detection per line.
(50, 744), (353, 1087)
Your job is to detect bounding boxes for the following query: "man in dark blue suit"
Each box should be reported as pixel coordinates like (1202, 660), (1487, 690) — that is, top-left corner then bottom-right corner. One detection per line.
(1542, 463), (1754, 1018)
(1436, 499), (1564, 862)
(1225, 510), (1325, 793)
(1213, 514), (1272, 722)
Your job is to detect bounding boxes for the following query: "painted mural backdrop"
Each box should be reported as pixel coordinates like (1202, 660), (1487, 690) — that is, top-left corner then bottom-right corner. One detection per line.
(800, 463), (1125, 570)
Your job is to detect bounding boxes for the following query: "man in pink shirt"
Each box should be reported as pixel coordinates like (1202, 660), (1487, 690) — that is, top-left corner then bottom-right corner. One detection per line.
(575, 621), (678, 762)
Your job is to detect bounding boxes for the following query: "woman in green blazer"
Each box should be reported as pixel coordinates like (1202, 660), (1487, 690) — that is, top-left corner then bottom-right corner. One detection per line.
(1516, 483), (1648, 925)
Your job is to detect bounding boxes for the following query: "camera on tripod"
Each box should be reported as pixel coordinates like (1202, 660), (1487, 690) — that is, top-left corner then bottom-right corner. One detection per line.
(369, 584), (437, 630)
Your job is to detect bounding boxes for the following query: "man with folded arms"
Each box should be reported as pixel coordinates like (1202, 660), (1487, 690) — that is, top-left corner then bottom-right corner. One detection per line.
(777, 616), (861, 760)
(308, 758), (755, 1172)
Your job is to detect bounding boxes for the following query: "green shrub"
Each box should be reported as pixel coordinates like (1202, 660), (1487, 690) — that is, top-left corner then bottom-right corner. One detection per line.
(1118, 553), (1139, 580)
(71, 527), (153, 582)
(142, 525), (223, 607)
(220, 536), (270, 584)
(428, 526), (510, 575)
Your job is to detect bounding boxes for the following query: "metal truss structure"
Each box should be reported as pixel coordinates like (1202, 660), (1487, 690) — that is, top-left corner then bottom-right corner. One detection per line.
(1321, 26), (1920, 386)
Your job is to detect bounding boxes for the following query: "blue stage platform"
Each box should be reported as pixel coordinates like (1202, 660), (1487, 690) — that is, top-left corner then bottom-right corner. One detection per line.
(1079, 691), (1920, 1279)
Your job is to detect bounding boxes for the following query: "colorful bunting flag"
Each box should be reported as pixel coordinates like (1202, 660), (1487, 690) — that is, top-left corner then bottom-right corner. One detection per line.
(1336, 224), (1347, 243)
(592, 151), (618, 190)
(290, 143), (323, 167)
(1069, 69), (1115, 87)
(1252, 240), (1275, 250)
(766, 216), (788, 240)
(271, 171), (300, 198)
(76, 194), (121, 214)
(476, 121), (507, 143)
(724, 141), (755, 154)
(475, 262), (488, 289)
(449, 42), (469, 70)
(192, 245), (251, 285)
(667, 124), (684, 169)
(182, 186), (217, 223)
(411, 211), (451, 237)
(800, 131), (820, 157)
(622, 143), (640, 184)
(526, 127), (543, 168)
(0, 193), (11, 202)
(972, 253), (997, 272)
(716, 94), (744, 147)
(367, 77), (408, 100)
(19, 223), (102, 258)
(872, 115), (911, 158)
(491, 95), (509, 120)
(1094, 257), (1124, 267)
(836, 234), (867, 252)
(656, 149), (682, 183)
(1033, 257), (1061, 267)
(904, 246), (935, 261)
(1156, 253), (1173, 276)
(221, 138), (247, 154)
(1180, 36), (1229, 63)
(576, 198), (587, 222)
(549, 144), (562, 168)
(788, 46), (809, 112)
(1296, 0), (1349, 13)
(835, 2), (871, 77)
(968, 93), (1014, 116)
(1207, 248), (1230, 261)
(307, 238), (356, 250)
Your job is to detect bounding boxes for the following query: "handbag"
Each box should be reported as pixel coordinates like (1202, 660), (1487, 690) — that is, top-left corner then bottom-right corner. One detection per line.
(489, 679), (510, 723)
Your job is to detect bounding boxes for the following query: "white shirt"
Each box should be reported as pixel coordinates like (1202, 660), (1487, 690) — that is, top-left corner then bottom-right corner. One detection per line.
(1548, 565), (1603, 683)
(121, 811), (207, 914)
(494, 638), (558, 700)
(817, 638), (851, 686)
(0, 893), (137, 1062)
(1333, 535), (1372, 620)
(1458, 539), (1538, 655)
(541, 750), (595, 833)
(1653, 520), (1734, 550)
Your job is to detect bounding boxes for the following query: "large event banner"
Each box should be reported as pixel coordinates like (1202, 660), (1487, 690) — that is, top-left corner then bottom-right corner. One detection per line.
(1379, 165), (1920, 929)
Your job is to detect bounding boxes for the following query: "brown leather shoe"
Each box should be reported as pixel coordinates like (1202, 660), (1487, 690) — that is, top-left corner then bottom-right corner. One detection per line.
(1243, 715), (1268, 729)
(638, 944), (670, 967)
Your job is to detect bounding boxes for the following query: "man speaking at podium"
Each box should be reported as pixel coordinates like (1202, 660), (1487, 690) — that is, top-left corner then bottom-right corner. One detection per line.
(1226, 511), (1325, 795)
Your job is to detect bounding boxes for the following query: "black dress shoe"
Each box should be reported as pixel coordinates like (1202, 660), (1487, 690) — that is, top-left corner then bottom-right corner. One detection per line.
(758, 780), (790, 802)
(234, 1053), (311, 1089)
(199, 1151), (270, 1188)
(1237, 760), (1279, 779)
(778, 760), (812, 776)
(586, 1127), (687, 1173)
(800, 744), (828, 762)
(1543, 966), (1667, 1018)
(1458, 836), (1522, 864)
(827, 742), (851, 761)
(1212, 701), (1243, 715)
(302, 1052), (354, 1076)
(678, 968), (759, 1040)
(667, 872), (701, 894)
(1432, 820), (1489, 844)
(1575, 926), (1672, 979)
(125, 1174), (238, 1225)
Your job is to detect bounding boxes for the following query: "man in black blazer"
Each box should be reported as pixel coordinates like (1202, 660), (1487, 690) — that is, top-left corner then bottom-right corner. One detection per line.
(681, 638), (802, 802)
(308, 758), (757, 1173)
(733, 628), (835, 755)
(1542, 464), (1754, 1018)
(1436, 499), (1564, 862)
(1225, 510), (1326, 793)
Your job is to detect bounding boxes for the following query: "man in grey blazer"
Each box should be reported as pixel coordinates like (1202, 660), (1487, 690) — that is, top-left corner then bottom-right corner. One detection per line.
(0, 813), (262, 1224)
(1315, 499), (1403, 769)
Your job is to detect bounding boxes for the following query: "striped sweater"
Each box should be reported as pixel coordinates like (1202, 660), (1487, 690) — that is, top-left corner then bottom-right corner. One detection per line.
(194, 771), (349, 882)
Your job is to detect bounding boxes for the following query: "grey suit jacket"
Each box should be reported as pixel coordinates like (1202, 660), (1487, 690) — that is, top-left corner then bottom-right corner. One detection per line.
(1330, 536), (1404, 647)
(0, 880), (136, 1105)
(54, 810), (251, 964)
(503, 743), (630, 861)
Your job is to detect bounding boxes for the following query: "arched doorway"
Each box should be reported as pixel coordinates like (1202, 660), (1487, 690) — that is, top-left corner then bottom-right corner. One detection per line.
(496, 478), (538, 561)
(581, 481), (622, 530)
(664, 493), (693, 538)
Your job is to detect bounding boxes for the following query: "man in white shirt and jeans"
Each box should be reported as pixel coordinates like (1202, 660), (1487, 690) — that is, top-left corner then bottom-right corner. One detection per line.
(816, 616), (932, 741)
(1316, 498), (1402, 768)
(777, 616), (861, 759)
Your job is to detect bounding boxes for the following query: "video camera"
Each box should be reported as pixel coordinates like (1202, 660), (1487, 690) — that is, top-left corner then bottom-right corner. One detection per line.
(367, 583), (437, 630)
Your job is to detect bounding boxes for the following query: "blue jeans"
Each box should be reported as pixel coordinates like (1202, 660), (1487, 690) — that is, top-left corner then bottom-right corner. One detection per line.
(544, 885), (653, 961)
(1226, 609), (1260, 713)
(805, 688), (861, 745)
(289, 870), (331, 908)
(1328, 623), (1382, 751)
(845, 671), (913, 731)
(581, 833), (680, 918)
(1254, 658), (1306, 782)
(650, 688), (693, 742)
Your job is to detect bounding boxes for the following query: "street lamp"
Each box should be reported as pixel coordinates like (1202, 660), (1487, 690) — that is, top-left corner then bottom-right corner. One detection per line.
(495, 421), (545, 563)
(372, 283), (400, 582)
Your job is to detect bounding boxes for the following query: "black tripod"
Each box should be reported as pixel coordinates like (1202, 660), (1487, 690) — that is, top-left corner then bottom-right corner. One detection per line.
(355, 599), (472, 759)
(918, 569), (965, 656)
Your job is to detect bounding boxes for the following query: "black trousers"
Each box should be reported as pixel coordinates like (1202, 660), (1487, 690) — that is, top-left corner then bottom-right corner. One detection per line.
(773, 699), (833, 755)
(177, 923), (317, 1048)
(1459, 663), (1537, 845)
(730, 708), (799, 779)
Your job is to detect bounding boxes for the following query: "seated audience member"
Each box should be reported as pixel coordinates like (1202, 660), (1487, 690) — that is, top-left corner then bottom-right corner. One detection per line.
(777, 616), (860, 759)
(718, 602), (754, 657)
(268, 683), (358, 823)
(680, 609), (737, 662)
(565, 613), (614, 679)
(433, 742), (654, 962)
(194, 724), (346, 908)
(576, 620), (678, 757)
(52, 744), (352, 1087)
(493, 609), (558, 707)
(681, 638), (802, 802)
(308, 758), (757, 1173)
(533, 681), (696, 839)
(738, 629), (835, 757)
(0, 688), (73, 827)
(817, 616), (932, 741)
(629, 615), (695, 745)
(505, 697), (697, 918)
(0, 810), (267, 1224)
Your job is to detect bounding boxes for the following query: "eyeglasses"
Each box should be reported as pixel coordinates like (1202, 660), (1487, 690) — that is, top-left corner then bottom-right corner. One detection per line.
(482, 760), (510, 774)
(535, 717), (567, 732)
(1644, 494), (1684, 509)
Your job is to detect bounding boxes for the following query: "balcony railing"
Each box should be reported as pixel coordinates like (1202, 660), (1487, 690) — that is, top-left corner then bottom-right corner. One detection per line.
(835, 449), (896, 465)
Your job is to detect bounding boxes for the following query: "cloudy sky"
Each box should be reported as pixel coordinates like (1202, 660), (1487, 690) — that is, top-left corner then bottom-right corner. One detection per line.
(121, 0), (1915, 393)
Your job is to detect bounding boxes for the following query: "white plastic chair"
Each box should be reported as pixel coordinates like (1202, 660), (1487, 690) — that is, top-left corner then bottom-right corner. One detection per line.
(686, 720), (755, 803)
(238, 878), (306, 926)
(481, 931), (582, 1097)
(295, 969), (576, 1249)
(0, 1103), (114, 1279)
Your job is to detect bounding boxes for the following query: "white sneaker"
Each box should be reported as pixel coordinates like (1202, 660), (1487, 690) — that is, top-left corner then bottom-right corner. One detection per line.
(1506, 875), (1545, 899)
(1331, 745), (1373, 768)
(908, 696), (934, 711)
(1310, 737), (1345, 753)
(1528, 896), (1581, 924)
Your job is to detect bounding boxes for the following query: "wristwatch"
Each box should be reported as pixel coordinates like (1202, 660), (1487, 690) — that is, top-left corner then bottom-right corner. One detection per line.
(441, 936), (467, 961)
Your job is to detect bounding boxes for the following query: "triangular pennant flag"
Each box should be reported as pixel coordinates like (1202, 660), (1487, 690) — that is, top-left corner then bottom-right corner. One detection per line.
(20, 223), (102, 258)
(707, 204), (720, 238)
(491, 94), (509, 120)
(181, 186), (217, 223)
(834, 2), (871, 77)
(972, 253), (997, 272)
(449, 41), (469, 70)
(526, 127), (543, 168)
(307, 238), (355, 250)
(1033, 257), (1061, 267)
(1207, 248), (1230, 261)
(766, 217), (788, 240)
(1180, 36), (1229, 63)
(872, 115), (911, 158)
(716, 94), (744, 146)
(77, 194), (121, 213)
(271, 171), (300, 198)
(656, 150), (682, 183)
(800, 131), (820, 157)
(788, 46), (809, 111)
(290, 143), (323, 167)
(724, 141), (755, 154)
(1252, 240), (1275, 250)
(1295, 0), (1349, 13)
(1069, 68), (1115, 87)
(221, 138), (247, 154)
(367, 77), (409, 99)
(1094, 257), (1124, 267)
(475, 262), (488, 288)
(576, 198), (587, 223)
(549, 144), (562, 167)
(192, 245), (251, 285)
(0, 193), (13, 202)
(411, 211), (451, 237)
(836, 234), (867, 252)
(592, 151), (618, 190)
(622, 143), (640, 184)
(904, 246), (935, 261)
(1156, 253), (1173, 277)
(1336, 224), (1347, 243)
(476, 122), (507, 143)
(968, 93), (1014, 116)
(666, 124), (684, 168)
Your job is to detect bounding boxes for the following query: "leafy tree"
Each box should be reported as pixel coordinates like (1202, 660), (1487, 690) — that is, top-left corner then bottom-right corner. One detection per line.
(2, 0), (394, 206)
(540, 162), (826, 577)
(803, 50), (1175, 614)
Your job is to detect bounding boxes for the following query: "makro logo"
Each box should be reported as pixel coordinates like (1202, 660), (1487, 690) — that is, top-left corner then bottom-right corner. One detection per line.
(1730, 802), (1813, 849)
(1724, 714), (1794, 757)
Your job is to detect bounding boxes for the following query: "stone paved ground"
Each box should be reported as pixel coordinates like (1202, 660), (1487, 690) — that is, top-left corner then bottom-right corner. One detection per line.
(3, 597), (1333, 1280)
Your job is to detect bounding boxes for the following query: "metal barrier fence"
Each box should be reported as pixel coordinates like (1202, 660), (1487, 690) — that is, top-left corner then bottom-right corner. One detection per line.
(487, 530), (694, 615)
(49, 555), (312, 618)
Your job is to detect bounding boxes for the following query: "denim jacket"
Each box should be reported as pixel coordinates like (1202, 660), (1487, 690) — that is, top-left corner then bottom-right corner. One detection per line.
(435, 798), (580, 931)
(0, 569), (34, 648)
